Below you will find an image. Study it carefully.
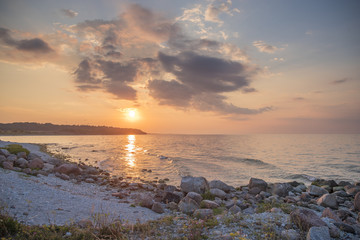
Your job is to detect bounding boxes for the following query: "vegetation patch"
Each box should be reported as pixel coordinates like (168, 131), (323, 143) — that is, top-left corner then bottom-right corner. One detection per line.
(2, 144), (30, 156)
(256, 201), (292, 214)
(201, 191), (216, 201)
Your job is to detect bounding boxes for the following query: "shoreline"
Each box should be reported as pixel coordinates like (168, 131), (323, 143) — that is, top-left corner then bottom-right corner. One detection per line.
(1, 140), (360, 239)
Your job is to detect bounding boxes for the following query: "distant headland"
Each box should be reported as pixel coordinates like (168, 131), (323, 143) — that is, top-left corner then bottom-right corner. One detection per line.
(0, 122), (146, 135)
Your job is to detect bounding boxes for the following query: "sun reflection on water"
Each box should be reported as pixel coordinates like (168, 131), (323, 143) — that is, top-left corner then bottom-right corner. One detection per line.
(125, 135), (136, 167)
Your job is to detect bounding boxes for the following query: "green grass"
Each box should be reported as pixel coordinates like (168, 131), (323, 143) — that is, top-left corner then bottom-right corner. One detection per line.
(256, 201), (292, 214)
(2, 144), (30, 156)
(201, 191), (215, 201)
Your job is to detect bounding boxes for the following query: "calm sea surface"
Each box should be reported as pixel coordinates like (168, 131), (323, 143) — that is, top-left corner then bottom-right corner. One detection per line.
(1, 134), (359, 186)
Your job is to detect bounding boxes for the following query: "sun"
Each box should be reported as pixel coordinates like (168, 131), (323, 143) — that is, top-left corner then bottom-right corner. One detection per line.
(128, 109), (136, 118)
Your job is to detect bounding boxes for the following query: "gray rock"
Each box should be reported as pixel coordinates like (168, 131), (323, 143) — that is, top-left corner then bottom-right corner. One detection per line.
(307, 185), (328, 197)
(28, 158), (44, 169)
(290, 208), (327, 231)
(42, 163), (55, 172)
(201, 200), (219, 209)
(17, 152), (27, 159)
(328, 225), (341, 238)
(186, 192), (203, 204)
(27, 153), (40, 160)
(317, 194), (338, 209)
(321, 208), (341, 222)
(333, 222), (355, 234)
(248, 187), (262, 195)
(0, 155), (6, 163)
(167, 202), (178, 211)
(178, 196), (199, 214)
(164, 185), (177, 193)
(354, 192), (360, 211)
(14, 158), (28, 168)
(345, 186), (360, 196)
(7, 154), (17, 162)
(306, 226), (330, 240)
(85, 178), (95, 183)
(2, 161), (14, 170)
(243, 207), (255, 214)
(162, 192), (181, 204)
(210, 188), (226, 199)
(54, 163), (81, 175)
(209, 180), (234, 192)
(180, 176), (209, 194)
(46, 157), (62, 166)
(229, 205), (241, 214)
(272, 183), (292, 197)
(151, 202), (164, 214)
(0, 148), (10, 157)
(194, 209), (213, 219)
(281, 229), (300, 240)
(138, 195), (154, 209)
(249, 178), (268, 192)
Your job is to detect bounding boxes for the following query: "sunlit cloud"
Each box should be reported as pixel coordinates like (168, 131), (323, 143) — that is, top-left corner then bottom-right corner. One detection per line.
(61, 9), (78, 18)
(253, 40), (283, 54)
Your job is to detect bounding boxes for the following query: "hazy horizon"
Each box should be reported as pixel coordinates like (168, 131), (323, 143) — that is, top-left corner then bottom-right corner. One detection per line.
(1, 1), (359, 134)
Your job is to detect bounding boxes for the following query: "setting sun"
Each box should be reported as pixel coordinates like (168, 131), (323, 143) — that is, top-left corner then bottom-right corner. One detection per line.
(128, 110), (136, 118)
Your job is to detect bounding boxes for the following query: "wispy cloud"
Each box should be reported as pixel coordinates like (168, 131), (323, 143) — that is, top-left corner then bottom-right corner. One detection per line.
(253, 40), (283, 54)
(331, 78), (348, 85)
(61, 9), (78, 18)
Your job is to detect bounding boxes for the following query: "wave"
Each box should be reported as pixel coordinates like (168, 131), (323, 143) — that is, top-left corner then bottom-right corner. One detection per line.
(221, 156), (272, 167)
(285, 174), (318, 182)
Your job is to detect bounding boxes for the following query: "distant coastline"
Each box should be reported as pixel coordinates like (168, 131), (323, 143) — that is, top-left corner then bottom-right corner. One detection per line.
(0, 122), (146, 135)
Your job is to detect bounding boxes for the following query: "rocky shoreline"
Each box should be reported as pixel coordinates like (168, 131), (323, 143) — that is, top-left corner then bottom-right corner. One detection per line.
(1, 140), (360, 239)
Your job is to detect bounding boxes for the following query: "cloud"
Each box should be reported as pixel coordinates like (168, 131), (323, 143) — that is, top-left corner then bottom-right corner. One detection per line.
(242, 87), (257, 93)
(61, 9), (78, 18)
(331, 78), (348, 85)
(253, 40), (281, 54)
(293, 97), (305, 101)
(205, 0), (233, 24)
(0, 27), (53, 53)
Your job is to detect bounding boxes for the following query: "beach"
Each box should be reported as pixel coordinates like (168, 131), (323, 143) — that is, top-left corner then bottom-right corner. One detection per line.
(1, 140), (360, 239)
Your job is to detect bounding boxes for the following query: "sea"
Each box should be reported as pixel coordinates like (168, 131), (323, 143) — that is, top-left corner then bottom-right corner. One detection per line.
(1, 134), (359, 186)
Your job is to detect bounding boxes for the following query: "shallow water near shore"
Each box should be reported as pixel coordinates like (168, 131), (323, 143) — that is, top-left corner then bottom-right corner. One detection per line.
(1, 134), (359, 186)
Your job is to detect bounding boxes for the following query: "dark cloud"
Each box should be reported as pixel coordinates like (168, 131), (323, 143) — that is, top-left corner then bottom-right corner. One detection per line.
(242, 87), (257, 93)
(104, 81), (136, 100)
(97, 60), (137, 83)
(148, 80), (193, 106)
(61, 9), (78, 18)
(74, 59), (100, 85)
(158, 51), (250, 93)
(0, 27), (53, 53)
(331, 78), (348, 84)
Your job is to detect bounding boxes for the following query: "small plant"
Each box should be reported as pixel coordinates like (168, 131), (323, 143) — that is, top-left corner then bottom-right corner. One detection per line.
(2, 144), (30, 156)
(256, 201), (292, 214)
(201, 191), (215, 201)
(212, 207), (224, 215)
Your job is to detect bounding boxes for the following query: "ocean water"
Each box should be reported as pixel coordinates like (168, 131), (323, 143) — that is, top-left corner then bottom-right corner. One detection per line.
(1, 134), (359, 186)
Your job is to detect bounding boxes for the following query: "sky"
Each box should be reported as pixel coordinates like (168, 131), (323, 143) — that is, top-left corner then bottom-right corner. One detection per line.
(0, 0), (359, 134)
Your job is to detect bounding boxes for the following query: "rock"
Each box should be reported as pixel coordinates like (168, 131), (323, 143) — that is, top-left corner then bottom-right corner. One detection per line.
(338, 181), (351, 187)
(333, 222), (355, 234)
(294, 184), (307, 193)
(332, 186), (344, 192)
(7, 154), (17, 162)
(42, 163), (55, 172)
(139, 195), (154, 209)
(162, 192), (181, 204)
(151, 202), (165, 214)
(306, 226), (330, 240)
(2, 161), (14, 170)
(209, 180), (234, 192)
(201, 200), (220, 209)
(111, 192), (128, 199)
(23, 168), (32, 174)
(335, 209), (353, 221)
(27, 153), (40, 160)
(54, 163), (81, 175)
(186, 192), (203, 204)
(328, 225), (341, 238)
(0, 155), (6, 163)
(0, 149), (10, 157)
(248, 187), (262, 195)
(272, 183), (292, 197)
(345, 186), (360, 196)
(194, 209), (213, 219)
(229, 205), (241, 214)
(300, 192), (312, 202)
(77, 219), (92, 228)
(281, 229), (300, 240)
(178, 196), (199, 214)
(290, 208), (327, 231)
(164, 185), (177, 193)
(28, 158), (44, 169)
(180, 176), (209, 194)
(248, 178), (268, 192)
(16, 152), (27, 159)
(167, 202), (178, 211)
(57, 173), (70, 181)
(83, 166), (99, 175)
(317, 194), (338, 209)
(243, 207), (255, 214)
(307, 185), (328, 197)
(321, 208), (341, 222)
(210, 188), (226, 199)
(46, 157), (62, 166)
(354, 192), (360, 211)
(14, 158), (28, 168)
(85, 178), (95, 183)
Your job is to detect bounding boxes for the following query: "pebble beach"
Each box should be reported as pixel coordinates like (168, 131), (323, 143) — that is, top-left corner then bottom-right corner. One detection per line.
(1, 140), (360, 239)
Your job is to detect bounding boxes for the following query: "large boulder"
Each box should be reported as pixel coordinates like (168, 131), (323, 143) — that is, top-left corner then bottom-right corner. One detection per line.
(138, 195), (154, 209)
(272, 183), (293, 197)
(151, 202), (164, 214)
(28, 158), (44, 169)
(307, 185), (328, 197)
(249, 178), (268, 192)
(321, 208), (341, 222)
(354, 192), (360, 211)
(306, 226), (330, 240)
(54, 163), (81, 175)
(186, 192), (203, 204)
(210, 188), (226, 199)
(0, 149), (10, 157)
(316, 194), (338, 209)
(2, 161), (14, 170)
(290, 208), (327, 231)
(7, 154), (17, 163)
(14, 158), (28, 168)
(178, 196), (199, 214)
(209, 180), (234, 192)
(180, 176), (209, 194)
